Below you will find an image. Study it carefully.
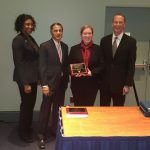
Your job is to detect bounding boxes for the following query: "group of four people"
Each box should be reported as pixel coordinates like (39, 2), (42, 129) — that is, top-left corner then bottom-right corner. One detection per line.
(12, 13), (136, 149)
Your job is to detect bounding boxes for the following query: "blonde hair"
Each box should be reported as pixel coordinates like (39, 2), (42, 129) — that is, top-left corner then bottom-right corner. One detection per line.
(80, 25), (93, 34)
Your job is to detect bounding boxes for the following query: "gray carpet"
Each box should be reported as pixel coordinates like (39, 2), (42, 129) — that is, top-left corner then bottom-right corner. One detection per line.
(0, 122), (56, 150)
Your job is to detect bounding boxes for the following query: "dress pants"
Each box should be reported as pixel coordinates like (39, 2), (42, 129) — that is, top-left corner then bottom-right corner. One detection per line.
(72, 87), (98, 106)
(18, 82), (37, 135)
(38, 85), (66, 138)
(100, 89), (125, 106)
(71, 76), (98, 106)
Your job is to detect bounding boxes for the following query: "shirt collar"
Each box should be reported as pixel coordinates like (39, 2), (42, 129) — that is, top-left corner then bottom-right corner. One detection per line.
(112, 32), (123, 41)
(52, 38), (61, 46)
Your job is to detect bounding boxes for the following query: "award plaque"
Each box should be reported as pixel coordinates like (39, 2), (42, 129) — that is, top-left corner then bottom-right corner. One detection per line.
(70, 63), (88, 76)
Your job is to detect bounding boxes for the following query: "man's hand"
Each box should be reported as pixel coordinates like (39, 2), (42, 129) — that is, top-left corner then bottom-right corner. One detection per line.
(24, 85), (31, 93)
(123, 86), (130, 95)
(42, 86), (53, 96)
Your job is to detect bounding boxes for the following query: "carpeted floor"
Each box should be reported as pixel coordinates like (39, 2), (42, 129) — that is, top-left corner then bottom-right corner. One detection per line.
(0, 122), (56, 150)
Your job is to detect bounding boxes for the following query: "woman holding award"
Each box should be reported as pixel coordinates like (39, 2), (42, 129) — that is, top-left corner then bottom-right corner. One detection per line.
(69, 25), (104, 106)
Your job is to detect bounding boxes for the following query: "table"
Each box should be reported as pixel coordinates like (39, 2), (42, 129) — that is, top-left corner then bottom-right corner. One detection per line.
(55, 107), (150, 150)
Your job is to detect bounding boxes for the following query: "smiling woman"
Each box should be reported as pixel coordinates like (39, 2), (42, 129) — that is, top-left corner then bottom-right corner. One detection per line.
(69, 24), (104, 106)
(23, 20), (34, 35)
(12, 14), (39, 143)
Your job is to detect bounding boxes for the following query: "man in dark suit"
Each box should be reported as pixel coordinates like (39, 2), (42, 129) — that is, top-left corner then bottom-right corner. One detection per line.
(100, 13), (136, 106)
(37, 23), (69, 149)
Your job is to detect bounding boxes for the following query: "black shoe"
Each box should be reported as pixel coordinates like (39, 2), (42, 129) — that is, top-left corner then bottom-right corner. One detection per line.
(19, 133), (34, 143)
(37, 134), (46, 149)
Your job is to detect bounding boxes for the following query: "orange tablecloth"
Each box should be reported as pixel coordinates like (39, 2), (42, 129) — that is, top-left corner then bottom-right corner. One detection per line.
(60, 106), (150, 137)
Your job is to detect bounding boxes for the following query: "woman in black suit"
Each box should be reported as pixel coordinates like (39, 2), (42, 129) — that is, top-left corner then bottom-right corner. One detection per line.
(69, 25), (104, 106)
(12, 14), (39, 142)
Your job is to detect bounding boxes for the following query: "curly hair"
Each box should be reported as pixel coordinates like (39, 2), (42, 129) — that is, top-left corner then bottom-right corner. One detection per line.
(14, 14), (36, 33)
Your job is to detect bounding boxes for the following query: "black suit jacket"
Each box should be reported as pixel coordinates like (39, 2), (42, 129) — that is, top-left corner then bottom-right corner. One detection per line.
(100, 33), (136, 93)
(39, 39), (69, 91)
(69, 43), (104, 89)
(12, 33), (39, 85)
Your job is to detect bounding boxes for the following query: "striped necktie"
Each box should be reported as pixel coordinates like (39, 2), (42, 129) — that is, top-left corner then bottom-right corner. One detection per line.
(112, 36), (118, 57)
(57, 43), (62, 63)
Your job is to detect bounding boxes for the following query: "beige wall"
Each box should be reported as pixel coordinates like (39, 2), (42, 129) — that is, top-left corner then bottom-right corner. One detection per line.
(0, 0), (150, 111)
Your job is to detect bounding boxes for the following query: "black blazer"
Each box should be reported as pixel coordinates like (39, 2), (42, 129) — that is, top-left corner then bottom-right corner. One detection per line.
(39, 39), (69, 91)
(69, 43), (104, 89)
(12, 33), (39, 85)
(100, 33), (136, 93)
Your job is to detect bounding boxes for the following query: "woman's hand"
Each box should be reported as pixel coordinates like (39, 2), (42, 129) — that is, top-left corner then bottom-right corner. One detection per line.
(74, 71), (83, 77)
(87, 68), (92, 76)
(74, 68), (92, 77)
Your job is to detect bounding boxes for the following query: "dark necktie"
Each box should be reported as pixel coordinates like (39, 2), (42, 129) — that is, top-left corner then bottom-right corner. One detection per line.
(112, 37), (118, 57)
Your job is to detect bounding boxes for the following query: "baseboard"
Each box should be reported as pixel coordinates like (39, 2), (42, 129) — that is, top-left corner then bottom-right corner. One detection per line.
(0, 111), (40, 122)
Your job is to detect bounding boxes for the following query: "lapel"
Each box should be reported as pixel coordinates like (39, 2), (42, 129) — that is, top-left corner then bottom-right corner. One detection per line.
(49, 39), (62, 64)
(88, 44), (95, 65)
(79, 45), (84, 62)
(107, 35), (114, 60)
(75, 44), (84, 62)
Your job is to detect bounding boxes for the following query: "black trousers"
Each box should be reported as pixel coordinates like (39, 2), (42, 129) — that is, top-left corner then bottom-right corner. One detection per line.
(38, 86), (66, 138)
(100, 89), (125, 106)
(18, 82), (37, 135)
(71, 87), (98, 106)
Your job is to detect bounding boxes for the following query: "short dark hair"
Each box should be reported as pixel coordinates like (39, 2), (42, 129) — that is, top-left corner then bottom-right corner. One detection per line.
(14, 14), (36, 33)
(50, 22), (63, 32)
(112, 13), (126, 22)
(80, 25), (94, 35)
